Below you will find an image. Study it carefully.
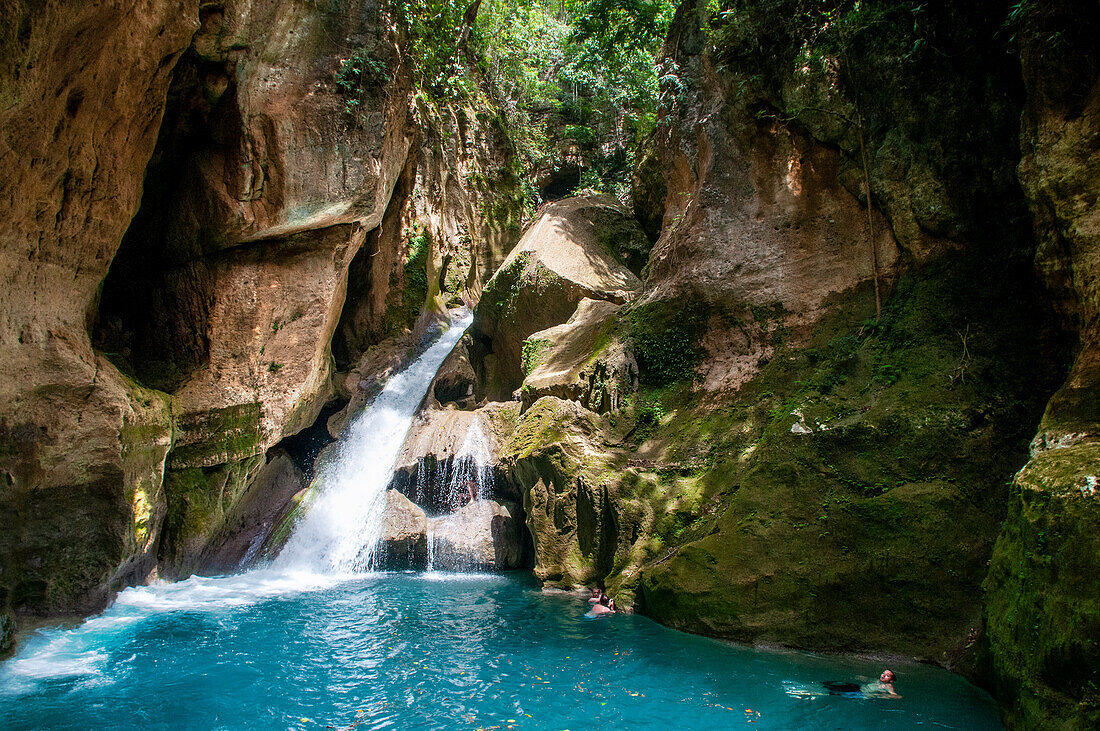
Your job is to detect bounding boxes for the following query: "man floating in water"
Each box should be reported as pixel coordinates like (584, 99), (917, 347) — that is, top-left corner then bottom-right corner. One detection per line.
(822, 670), (901, 699)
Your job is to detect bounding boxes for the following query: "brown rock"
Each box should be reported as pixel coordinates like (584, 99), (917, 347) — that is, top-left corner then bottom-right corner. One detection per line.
(429, 499), (525, 571)
(0, 0), (198, 617)
(473, 194), (643, 398)
(377, 489), (428, 570)
(521, 298), (637, 413)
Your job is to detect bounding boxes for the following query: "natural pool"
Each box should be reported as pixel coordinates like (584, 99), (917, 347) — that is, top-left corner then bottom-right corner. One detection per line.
(2, 571), (1001, 730)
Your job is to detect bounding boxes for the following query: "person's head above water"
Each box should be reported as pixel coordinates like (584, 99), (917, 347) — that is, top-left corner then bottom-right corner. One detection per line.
(880, 670), (896, 684)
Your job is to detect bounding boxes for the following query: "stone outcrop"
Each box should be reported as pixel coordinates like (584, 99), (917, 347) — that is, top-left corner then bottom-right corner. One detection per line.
(377, 490), (429, 570)
(520, 298), (637, 414)
(982, 3), (1100, 728)
(429, 500), (526, 571)
(472, 195), (644, 399)
(193, 451), (307, 575)
(0, 0), (198, 620)
(373, 490), (526, 571)
(502, 398), (634, 588)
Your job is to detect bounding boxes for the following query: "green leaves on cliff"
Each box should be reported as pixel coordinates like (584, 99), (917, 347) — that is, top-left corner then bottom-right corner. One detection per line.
(472, 0), (676, 201)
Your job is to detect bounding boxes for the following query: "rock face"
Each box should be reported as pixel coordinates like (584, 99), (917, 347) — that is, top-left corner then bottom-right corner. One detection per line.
(471, 195), (644, 399)
(90, 0), (418, 578)
(0, 1), (198, 619)
(520, 298), (637, 414)
(377, 490), (429, 570)
(503, 398), (629, 587)
(194, 451), (307, 575)
(429, 500), (526, 571)
(982, 4), (1100, 728)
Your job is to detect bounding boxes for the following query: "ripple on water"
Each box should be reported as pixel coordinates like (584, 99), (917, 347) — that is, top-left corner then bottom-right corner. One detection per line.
(1, 573), (1002, 730)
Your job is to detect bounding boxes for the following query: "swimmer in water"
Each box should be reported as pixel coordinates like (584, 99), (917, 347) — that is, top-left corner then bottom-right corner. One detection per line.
(862, 669), (901, 698)
(586, 594), (616, 617)
(822, 669), (901, 699)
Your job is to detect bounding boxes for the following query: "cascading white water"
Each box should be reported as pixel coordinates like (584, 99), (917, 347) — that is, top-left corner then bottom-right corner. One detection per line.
(425, 415), (495, 572)
(275, 311), (473, 573)
(445, 414), (494, 508)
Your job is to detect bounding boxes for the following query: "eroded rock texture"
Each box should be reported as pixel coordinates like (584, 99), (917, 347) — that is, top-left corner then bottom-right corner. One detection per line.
(0, 0), (199, 620)
(983, 3), (1100, 727)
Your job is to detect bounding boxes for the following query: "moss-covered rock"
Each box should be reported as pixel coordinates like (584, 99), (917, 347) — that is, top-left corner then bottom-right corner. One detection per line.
(158, 455), (266, 578)
(502, 398), (631, 587)
(632, 253), (1059, 662)
(472, 195), (643, 399)
(0, 611), (14, 658)
(983, 443), (1100, 730)
(521, 298), (637, 414)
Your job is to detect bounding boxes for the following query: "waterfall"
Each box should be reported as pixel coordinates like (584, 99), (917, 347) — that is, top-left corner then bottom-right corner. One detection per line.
(275, 311), (472, 574)
(444, 414), (494, 510)
(424, 415), (496, 572)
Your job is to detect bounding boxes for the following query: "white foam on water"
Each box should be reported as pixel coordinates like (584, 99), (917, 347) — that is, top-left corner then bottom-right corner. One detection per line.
(1, 311), (473, 695)
(0, 568), (349, 695)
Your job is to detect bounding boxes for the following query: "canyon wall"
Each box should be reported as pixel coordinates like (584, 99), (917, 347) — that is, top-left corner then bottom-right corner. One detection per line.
(0, 0), (200, 636)
(448, 5), (1091, 729)
(0, 0), (521, 646)
(983, 2), (1100, 727)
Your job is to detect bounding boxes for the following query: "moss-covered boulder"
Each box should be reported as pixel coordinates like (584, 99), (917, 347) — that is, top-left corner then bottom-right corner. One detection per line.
(983, 443), (1100, 729)
(521, 298), (637, 414)
(472, 195), (643, 399)
(195, 451), (307, 574)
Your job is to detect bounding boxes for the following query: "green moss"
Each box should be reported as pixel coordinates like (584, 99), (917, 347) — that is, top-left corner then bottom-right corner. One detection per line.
(160, 455), (264, 577)
(627, 298), (713, 386)
(983, 443), (1100, 730)
(478, 251), (531, 324)
(623, 252), (1061, 659)
(168, 403), (264, 468)
(521, 337), (552, 376)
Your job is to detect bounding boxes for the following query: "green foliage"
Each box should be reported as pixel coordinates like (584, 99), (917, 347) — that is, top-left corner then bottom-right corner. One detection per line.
(397, 0), (478, 100)
(335, 48), (392, 120)
(473, 0), (675, 201)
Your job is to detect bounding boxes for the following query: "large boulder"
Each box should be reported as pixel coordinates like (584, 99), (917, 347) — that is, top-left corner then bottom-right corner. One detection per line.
(472, 195), (644, 399)
(377, 490), (429, 571)
(503, 397), (632, 588)
(521, 298), (637, 414)
(429, 499), (526, 571)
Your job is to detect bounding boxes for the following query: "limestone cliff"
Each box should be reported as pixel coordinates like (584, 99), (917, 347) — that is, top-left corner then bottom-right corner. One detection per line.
(982, 2), (1100, 728)
(0, 0), (199, 628)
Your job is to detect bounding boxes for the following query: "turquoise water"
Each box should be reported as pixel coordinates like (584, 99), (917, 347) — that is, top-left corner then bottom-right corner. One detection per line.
(2, 571), (1001, 730)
